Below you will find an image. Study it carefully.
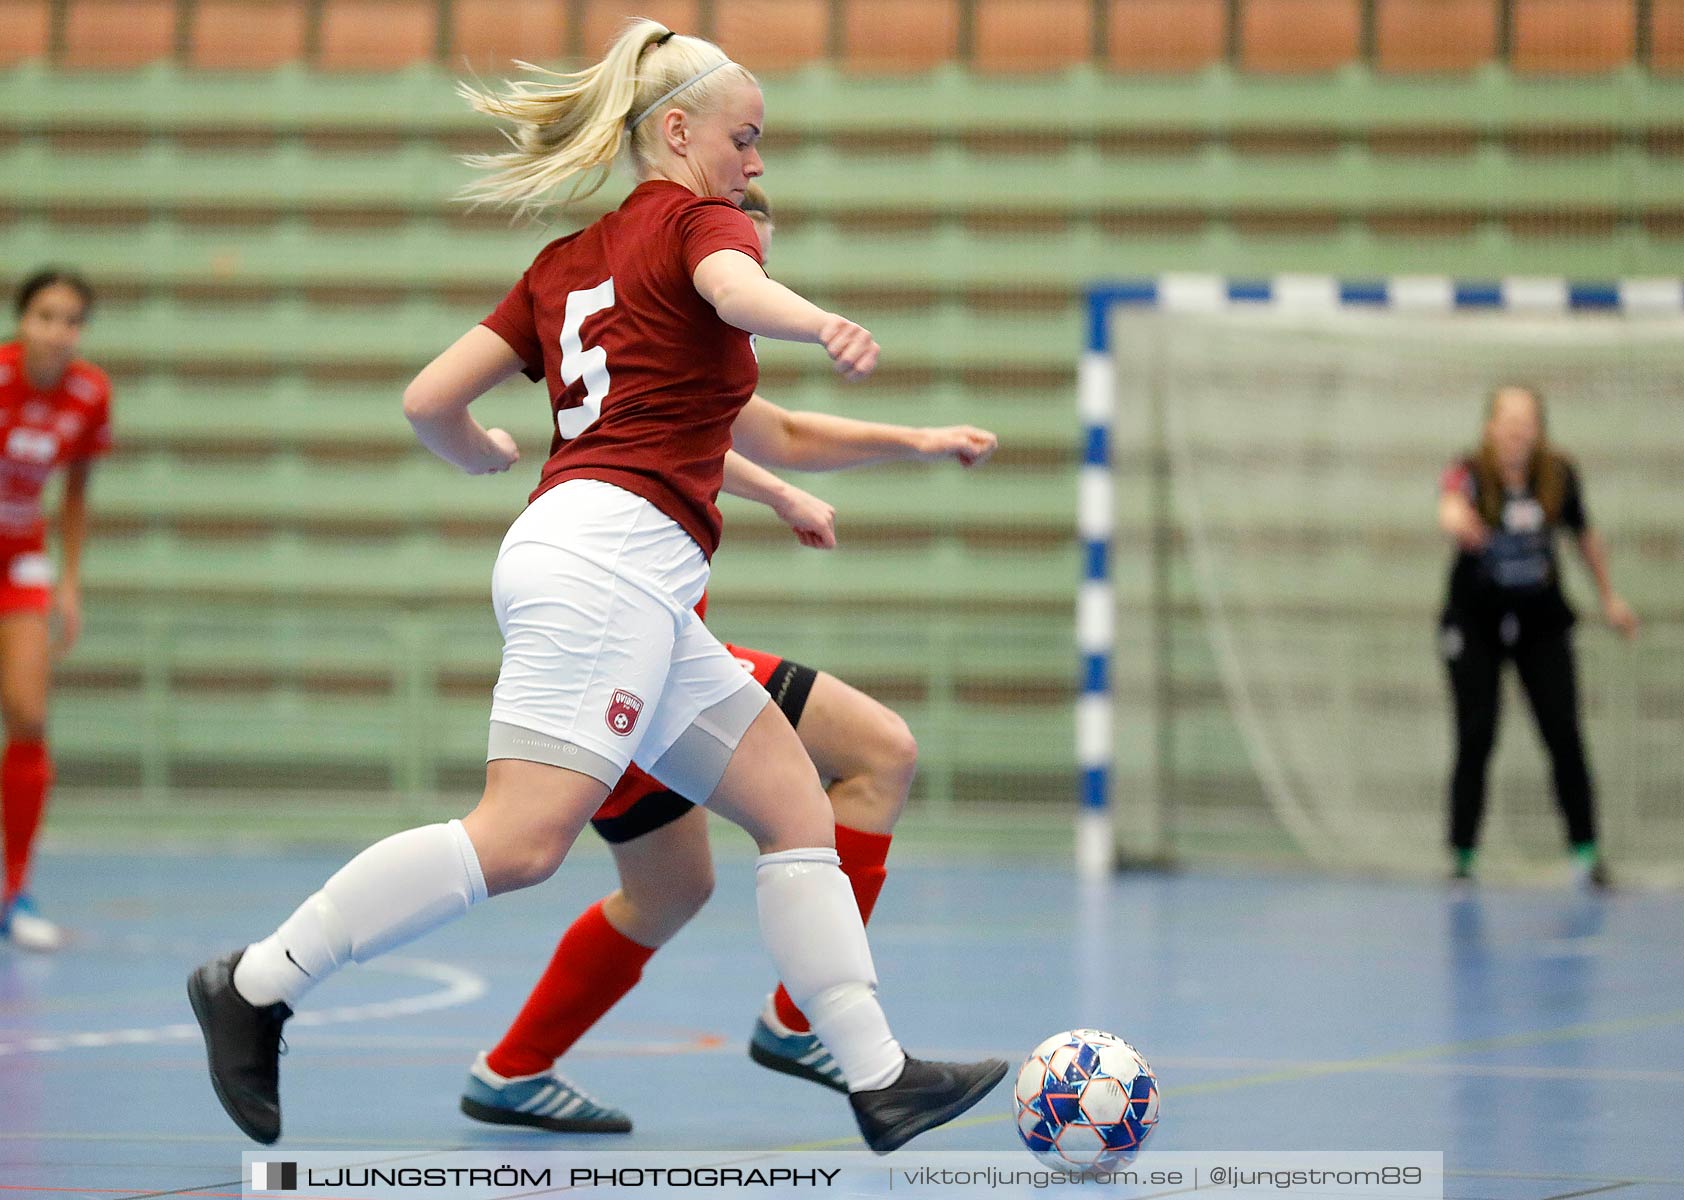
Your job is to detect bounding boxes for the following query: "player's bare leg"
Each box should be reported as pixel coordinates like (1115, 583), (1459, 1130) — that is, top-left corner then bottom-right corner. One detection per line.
(703, 702), (835, 850)
(756, 672), (915, 1086)
(803, 673), (917, 835)
(458, 759), (607, 894)
(189, 759), (606, 1143)
(706, 702), (1005, 1153)
(601, 805), (715, 945)
(461, 807), (714, 1133)
(460, 675), (980, 1142)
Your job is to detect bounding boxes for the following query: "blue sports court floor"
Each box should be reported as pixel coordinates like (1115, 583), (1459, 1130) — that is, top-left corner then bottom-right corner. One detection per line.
(1, 839), (1681, 1198)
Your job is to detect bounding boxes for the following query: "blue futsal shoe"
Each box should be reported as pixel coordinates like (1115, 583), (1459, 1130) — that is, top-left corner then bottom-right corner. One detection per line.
(748, 1013), (848, 1094)
(0, 893), (64, 951)
(459, 1052), (632, 1133)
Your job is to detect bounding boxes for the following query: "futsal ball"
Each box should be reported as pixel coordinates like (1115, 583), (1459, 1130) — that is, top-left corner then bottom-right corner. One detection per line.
(1013, 1029), (1159, 1171)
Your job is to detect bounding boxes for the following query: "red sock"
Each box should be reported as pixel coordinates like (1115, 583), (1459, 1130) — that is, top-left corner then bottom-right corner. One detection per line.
(2, 739), (52, 906)
(485, 899), (657, 1079)
(773, 824), (893, 1034)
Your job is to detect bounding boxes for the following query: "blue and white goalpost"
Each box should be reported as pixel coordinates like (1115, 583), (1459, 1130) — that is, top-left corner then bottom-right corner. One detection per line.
(1075, 308), (1122, 880)
(1075, 274), (1684, 879)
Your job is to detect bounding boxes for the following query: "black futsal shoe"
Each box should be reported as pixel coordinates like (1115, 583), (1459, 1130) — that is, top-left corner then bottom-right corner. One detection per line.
(187, 950), (292, 1144)
(850, 1055), (1009, 1154)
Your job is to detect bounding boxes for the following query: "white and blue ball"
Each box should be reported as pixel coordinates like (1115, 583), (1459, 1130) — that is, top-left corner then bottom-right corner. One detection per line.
(1013, 1029), (1159, 1170)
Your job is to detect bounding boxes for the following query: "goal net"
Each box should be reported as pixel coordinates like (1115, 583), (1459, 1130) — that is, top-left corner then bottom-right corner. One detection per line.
(1094, 279), (1683, 881)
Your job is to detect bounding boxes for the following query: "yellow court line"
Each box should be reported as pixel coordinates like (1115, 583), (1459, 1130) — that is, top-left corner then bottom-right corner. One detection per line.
(1170, 1005), (1684, 1098)
(777, 1005), (1684, 1152)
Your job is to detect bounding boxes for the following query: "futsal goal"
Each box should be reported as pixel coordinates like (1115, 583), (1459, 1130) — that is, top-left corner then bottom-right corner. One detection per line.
(1078, 276), (1684, 882)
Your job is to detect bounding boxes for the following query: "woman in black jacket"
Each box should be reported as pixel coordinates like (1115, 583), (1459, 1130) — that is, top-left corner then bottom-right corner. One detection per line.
(1436, 385), (1637, 887)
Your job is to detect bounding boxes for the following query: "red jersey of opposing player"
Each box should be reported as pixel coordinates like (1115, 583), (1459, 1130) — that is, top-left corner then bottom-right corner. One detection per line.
(0, 341), (112, 612)
(481, 179), (763, 559)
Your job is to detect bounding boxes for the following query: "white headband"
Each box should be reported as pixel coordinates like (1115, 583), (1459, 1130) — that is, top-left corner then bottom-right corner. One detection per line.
(628, 59), (735, 132)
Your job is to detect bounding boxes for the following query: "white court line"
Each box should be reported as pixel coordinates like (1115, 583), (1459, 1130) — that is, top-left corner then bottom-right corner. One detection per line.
(0, 956), (485, 1058)
(234, 1032), (726, 1055)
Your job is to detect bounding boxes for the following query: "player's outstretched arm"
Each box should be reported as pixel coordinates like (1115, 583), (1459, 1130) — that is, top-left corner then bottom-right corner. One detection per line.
(691, 250), (877, 381)
(730, 394), (997, 473)
(722, 449), (836, 549)
(403, 326), (526, 475)
(1437, 488), (1487, 550)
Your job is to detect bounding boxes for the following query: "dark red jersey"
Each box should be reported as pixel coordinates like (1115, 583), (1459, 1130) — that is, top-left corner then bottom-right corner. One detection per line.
(0, 341), (112, 548)
(482, 180), (763, 557)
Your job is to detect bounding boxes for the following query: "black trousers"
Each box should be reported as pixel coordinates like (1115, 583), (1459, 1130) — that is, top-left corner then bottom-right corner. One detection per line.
(1442, 614), (1597, 852)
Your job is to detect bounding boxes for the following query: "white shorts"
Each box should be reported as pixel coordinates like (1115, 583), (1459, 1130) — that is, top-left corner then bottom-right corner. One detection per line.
(487, 479), (766, 801)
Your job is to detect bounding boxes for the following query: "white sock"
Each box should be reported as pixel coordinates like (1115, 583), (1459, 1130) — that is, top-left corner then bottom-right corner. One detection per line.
(760, 993), (795, 1035)
(755, 847), (904, 1092)
(470, 1051), (544, 1086)
(233, 819), (487, 1008)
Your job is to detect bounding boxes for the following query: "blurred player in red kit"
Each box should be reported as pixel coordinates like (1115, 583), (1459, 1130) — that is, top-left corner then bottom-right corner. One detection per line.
(0, 268), (112, 951)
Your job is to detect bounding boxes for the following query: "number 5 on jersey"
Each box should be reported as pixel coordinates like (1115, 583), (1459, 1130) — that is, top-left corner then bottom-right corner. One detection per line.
(557, 277), (615, 440)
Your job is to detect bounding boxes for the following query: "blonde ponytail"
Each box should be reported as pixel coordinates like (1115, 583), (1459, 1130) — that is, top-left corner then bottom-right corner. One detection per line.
(458, 17), (755, 217)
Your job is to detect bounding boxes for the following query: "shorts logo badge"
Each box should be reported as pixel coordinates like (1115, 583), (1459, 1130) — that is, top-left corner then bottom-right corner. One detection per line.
(606, 689), (644, 737)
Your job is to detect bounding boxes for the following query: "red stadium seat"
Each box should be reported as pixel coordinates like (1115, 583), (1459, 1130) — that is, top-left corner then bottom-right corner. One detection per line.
(63, 0), (176, 68)
(450, 0), (569, 72)
(1375, 0), (1498, 72)
(1512, 0), (1635, 74)
(190, 1), (310, 70)
(579, 1), (701, 58)
(714, 0), (829, 71)
(974, 0), (1093, 72)
(1107, 0), (1227, 73)
(318, 0), (437, 70)
(0, 0), (52, 65)
(842, 0), (961, 72)
(1240, 0), (1362, 72)
(1655, 0), (1684, 73)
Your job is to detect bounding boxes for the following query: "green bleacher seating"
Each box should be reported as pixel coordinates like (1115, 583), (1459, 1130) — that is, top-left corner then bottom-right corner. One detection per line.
(2, 57), (1679, 811)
